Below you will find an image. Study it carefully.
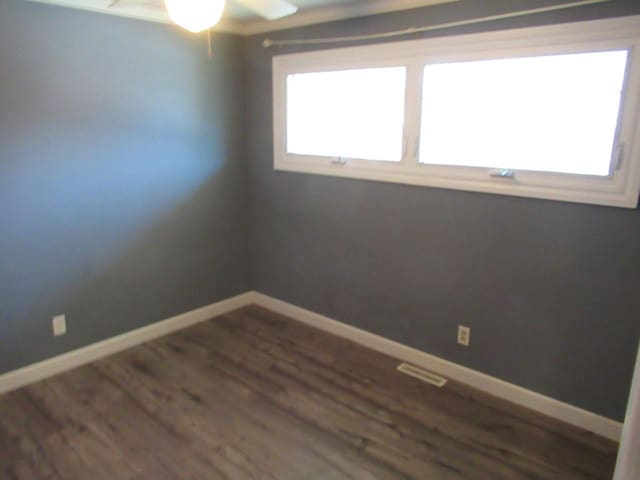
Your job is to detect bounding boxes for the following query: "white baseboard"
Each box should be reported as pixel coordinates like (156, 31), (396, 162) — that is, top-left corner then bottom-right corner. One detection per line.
(249, 291), (623, 441)
(0, 291), (254, 396)
(0, 289), (622, 441)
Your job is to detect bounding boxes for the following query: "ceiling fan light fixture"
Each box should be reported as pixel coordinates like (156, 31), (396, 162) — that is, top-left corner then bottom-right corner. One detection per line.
(164, 0), (225, 33)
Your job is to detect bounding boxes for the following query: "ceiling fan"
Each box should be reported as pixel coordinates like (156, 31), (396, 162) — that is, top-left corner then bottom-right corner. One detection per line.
(111, 0), (298, 33)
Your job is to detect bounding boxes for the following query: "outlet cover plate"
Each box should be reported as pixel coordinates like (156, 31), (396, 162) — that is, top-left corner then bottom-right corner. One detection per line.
(52, 315), (67, 337)
(458, 325), (470, 346)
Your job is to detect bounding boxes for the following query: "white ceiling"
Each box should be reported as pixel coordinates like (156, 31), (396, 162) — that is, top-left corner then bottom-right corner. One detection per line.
(229, 0), (360, 20)
(25, 0), (460, 35)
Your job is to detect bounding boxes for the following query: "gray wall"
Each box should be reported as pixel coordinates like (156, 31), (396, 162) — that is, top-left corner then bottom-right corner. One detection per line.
(245, 0), (640, 421)
(0, 0), (249, 373)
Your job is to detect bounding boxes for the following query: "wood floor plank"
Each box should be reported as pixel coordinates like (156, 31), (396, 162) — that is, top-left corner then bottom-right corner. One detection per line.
(111, 341), (399, 480)
(148, 336), (415, 480)
(95, 345), (353, 479)
(0, 306), (618, 479)
(171, 322), (521, 479)
(227, 307), (616, 478)
(243, 306), (616, 456)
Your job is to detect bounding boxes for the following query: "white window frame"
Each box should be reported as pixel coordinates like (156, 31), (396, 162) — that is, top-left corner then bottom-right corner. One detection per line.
(273, 16), (640, 208)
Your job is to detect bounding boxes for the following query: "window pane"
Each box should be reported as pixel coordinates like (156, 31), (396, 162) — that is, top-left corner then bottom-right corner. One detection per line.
(419, 50), (628, 176)
(287, 67), (406, 162)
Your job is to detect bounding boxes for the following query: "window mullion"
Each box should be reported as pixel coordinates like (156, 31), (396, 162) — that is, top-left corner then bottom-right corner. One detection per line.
(400, 60), (424, 173)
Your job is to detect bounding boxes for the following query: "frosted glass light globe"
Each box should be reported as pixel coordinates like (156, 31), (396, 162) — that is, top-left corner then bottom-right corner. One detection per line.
(165, 0), (225, 33)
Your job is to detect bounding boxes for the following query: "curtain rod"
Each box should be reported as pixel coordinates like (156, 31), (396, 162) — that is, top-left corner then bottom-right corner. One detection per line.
(262, 0), (612, 48)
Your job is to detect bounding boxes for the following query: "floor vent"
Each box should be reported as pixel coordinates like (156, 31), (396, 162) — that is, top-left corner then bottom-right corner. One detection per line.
(397, 363), (448, 387)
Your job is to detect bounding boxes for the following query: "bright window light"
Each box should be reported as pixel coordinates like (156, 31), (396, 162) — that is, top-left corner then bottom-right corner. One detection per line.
(286, 67), (406, 162)
(273, 17), (640, 207)
(419, 50), (629, 176)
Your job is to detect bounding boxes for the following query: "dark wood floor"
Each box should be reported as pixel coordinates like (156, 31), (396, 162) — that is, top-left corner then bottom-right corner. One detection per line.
(0, 306), (618, 479)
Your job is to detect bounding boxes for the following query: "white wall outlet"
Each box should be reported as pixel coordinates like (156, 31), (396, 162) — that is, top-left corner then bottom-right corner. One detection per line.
(52, 315), (67, 337)
(458, 325), (470, 346)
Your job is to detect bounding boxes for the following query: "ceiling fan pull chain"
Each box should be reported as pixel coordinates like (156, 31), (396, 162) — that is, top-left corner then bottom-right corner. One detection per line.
(208, 30), (214, 60)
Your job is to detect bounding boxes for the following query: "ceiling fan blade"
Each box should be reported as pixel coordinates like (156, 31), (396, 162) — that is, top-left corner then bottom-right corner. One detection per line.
(234, 0), (298, 20)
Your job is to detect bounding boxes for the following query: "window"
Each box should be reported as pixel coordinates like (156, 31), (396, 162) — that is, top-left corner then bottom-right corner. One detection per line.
(273, 16), (640, 208)
(419, 51), (628, 176)
(287, 67), (406, 162)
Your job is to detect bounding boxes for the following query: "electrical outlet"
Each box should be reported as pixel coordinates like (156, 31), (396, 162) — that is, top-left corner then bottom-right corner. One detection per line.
(52, 315), (66, 337)
(457, 325), (470, 346)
